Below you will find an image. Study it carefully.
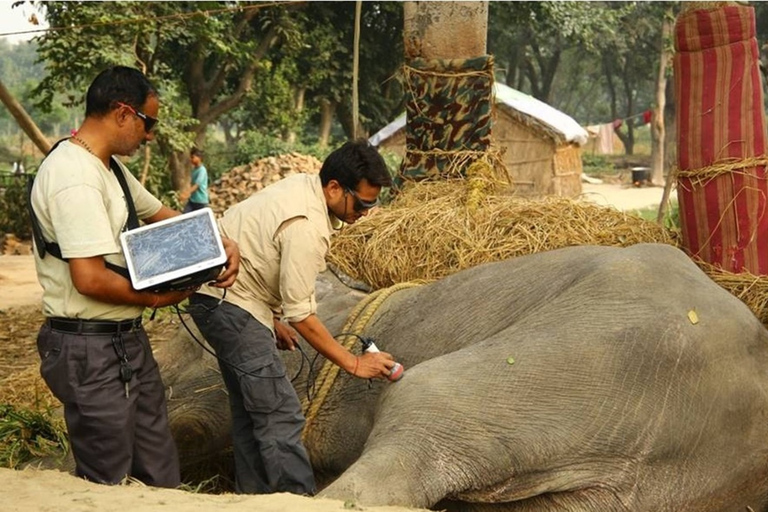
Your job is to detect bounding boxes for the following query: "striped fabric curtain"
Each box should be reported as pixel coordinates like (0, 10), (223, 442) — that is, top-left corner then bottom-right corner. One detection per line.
(674, 5), (768, 273)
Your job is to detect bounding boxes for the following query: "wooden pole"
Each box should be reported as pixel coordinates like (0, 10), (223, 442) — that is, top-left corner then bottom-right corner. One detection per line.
(0, 77), (51, 155)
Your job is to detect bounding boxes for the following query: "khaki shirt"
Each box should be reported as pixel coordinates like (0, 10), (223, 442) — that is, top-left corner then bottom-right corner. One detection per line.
(198, 173), (338, 332)
(31, 140), (162, 320)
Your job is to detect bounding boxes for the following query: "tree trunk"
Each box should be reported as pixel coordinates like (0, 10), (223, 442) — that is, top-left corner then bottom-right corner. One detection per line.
(220, 118), (238, 148)
(285, 87), (305, 144)
(0, 78), (51, 155)
(651, 9), (673, 186)
(403, 2), (488, 59)
(318, 99), (335, 148)
(619, 70), (636, 156)
(139, 145), (152, 186)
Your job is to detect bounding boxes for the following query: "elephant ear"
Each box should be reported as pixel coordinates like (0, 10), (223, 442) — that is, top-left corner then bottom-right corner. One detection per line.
(315, 269), (369, 338)
(327, 262), (372, 293)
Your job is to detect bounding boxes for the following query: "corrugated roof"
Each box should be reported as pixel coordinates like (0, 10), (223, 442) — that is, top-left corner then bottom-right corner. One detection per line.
(369, 82), (588, 147)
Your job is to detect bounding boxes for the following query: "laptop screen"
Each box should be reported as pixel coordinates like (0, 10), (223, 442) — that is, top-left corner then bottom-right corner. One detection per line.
(120, 208), (227, 291)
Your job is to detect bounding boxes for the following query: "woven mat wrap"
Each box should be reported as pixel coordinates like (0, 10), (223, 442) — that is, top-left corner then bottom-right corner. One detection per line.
(674, 4), (768, 273)
(399, 55), (494, 182)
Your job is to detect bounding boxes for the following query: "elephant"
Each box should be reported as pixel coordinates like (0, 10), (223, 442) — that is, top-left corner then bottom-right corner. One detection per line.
(154, 243), (768, 511)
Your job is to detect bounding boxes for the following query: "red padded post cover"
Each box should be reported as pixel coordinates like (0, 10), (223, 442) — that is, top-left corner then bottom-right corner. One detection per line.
(674, 5), (768, 273)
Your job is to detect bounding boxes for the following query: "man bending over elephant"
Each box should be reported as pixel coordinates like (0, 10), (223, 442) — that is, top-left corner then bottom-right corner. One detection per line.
(188, 139), (396, 495)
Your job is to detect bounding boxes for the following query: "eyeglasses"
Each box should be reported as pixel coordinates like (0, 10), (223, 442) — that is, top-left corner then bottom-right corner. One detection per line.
(117, 102), (158, 133)
(345, 188), (379, 212)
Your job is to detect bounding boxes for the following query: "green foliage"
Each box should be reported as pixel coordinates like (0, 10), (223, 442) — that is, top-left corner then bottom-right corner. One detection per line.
(0, 403), (69, 469)
(0, 176), (32, 239)
(32, 1), (298, 184)
(124, 151), (181, 209)
(581, 154), (615, 178)
(233, 131), (331, 164)
(0, 38), (78, 140)
(377, 149), (401, 206)
(632, 201), (680, 231)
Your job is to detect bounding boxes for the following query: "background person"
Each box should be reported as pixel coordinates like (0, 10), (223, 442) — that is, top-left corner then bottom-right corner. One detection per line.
(29, 66), (240, 488)
(187, 139), (395, 495)
(180, 147), (209, 213)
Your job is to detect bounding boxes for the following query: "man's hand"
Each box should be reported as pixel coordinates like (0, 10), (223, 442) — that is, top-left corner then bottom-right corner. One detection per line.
(211, 237), (240, 288)
(352, 351), (396, 380)
(274, 318), (299, 351)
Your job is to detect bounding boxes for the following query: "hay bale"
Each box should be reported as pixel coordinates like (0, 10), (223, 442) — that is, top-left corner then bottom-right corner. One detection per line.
(329, 179), (678, 290)
(698, 262), (768, 326)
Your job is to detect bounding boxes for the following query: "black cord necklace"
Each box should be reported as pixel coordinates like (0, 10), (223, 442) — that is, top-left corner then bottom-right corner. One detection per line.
(71, 135), (97, 157)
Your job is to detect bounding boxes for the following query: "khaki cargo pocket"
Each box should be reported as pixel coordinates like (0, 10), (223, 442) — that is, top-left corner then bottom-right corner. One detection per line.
(239, 352), (293, 414)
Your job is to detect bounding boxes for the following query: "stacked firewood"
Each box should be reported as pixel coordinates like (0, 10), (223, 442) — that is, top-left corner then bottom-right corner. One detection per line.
(208, 152), (323, 215)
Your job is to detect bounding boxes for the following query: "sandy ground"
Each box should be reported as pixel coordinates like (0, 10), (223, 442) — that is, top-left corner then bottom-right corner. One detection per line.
(0, 467), (425, 512)
(0, 254), (43, 312)
(0, 181), (668, 510)
(580, 181), (669, 212)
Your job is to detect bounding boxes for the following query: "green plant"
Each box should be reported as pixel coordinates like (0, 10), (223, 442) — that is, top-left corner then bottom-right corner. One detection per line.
(631, 200), (680, 231)
(581, 153), (615, 177)
(0, 403), (69, 469)
(377, 150), (402, 206)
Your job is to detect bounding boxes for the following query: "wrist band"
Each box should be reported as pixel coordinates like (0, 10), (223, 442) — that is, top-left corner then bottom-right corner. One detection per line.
(151, 294), (160, 309)
(352, 356), (359, 377)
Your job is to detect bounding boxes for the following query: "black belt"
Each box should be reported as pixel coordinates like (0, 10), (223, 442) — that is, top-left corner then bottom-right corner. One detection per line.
(47, 317), (142, 335)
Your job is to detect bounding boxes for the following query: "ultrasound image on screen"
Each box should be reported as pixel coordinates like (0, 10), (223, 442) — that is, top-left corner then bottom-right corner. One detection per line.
(125, 214), (222, 282)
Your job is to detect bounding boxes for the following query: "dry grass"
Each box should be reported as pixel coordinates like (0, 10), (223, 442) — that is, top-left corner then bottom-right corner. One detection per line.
(330, 177), (678, 290)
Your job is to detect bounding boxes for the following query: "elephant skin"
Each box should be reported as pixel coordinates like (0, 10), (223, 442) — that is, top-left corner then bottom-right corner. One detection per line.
(157, 243), (768, 511)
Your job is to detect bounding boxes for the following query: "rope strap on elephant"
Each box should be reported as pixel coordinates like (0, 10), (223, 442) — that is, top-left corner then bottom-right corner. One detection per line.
(398, 55), (495, 183)
(301, 281), (422, 441)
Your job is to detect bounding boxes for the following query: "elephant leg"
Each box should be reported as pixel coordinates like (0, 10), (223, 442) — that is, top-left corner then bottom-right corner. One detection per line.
(319, 341), (631, 510)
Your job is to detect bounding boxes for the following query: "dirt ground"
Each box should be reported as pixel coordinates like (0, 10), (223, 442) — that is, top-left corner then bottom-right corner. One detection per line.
(580, 181), (668, 212)
(0, 467), (425, 512)
(0, 255), (43, 312)
(0, 182), (667, 510)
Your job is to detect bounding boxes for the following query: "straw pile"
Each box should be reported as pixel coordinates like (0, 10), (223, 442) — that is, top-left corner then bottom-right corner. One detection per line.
(698, 262), (768, 325)
(329, 177), (679, 290)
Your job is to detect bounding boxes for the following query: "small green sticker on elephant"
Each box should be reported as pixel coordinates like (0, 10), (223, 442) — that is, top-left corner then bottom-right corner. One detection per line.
(507, 356), (515, 365)
(688, 310), (699, 325)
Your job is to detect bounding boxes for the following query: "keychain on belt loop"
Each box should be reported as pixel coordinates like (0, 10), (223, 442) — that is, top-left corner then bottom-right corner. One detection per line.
(111, 333), (133, 398)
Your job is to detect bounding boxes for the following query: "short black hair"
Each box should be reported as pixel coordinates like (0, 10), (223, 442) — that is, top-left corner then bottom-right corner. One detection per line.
(320, 139), (392, 190)
(190, 147), (204, 158)
(85, 66), (157, 118)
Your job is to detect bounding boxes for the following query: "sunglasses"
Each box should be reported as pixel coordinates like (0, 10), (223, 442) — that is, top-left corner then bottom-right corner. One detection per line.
(345, 188), (379, 212)
(117, 102), (158, 133)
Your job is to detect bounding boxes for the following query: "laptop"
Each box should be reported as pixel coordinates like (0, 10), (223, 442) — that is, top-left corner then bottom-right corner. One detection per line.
(120, 207), (227, 292)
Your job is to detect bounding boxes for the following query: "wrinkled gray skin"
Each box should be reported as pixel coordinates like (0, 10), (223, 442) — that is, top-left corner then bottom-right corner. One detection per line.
(157, 243), (768, 511)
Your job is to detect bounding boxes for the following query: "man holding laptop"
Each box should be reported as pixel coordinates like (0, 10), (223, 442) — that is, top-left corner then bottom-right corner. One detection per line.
(188, 139), (396, 495)
(29, 66), (240, 488)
